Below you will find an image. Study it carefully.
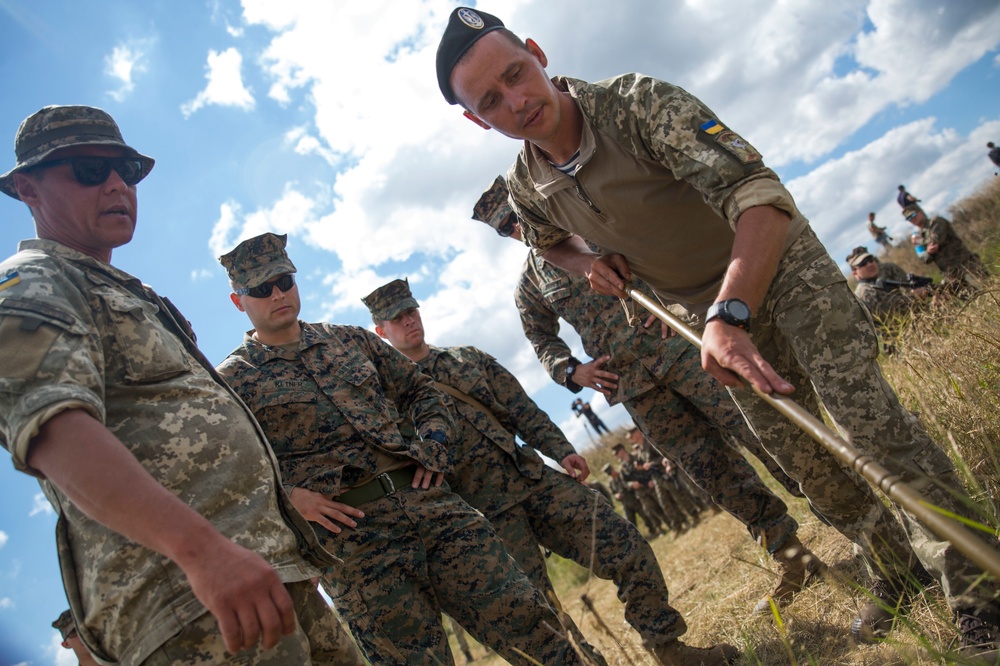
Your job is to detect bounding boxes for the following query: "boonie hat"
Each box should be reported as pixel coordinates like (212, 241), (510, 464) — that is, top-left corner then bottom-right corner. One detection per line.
(0, 105), (154, 200)
(219, 232), (297, 290)
(52, 610), (76, 640)
(362, 278), (419, 324)
(436, 7), (506, 104)
(472, 175), (518, 234)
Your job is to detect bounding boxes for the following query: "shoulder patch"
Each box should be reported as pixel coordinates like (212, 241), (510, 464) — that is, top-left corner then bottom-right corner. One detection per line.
(714, 130), (761, 164)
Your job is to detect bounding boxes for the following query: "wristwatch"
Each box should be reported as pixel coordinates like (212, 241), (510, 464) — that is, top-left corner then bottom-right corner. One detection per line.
(564, 357), (583, 393)
(705, 298), (752, 331)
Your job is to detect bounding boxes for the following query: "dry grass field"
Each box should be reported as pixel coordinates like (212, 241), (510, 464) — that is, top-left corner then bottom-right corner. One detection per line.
(451, 179), (1000, 665)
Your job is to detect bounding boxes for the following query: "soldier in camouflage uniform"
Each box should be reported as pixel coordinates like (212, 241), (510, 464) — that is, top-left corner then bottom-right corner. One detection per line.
(475, 176), (823, 612)
(53, 609), (99, 665)
(365, 277), (688, 659)
(0, 106), (362, 665)
(613, 443), (675, 534)
(603, 463), (653, 533)
(438, 8), (1000, 654)
(629, 430), (702, 531)
(847, 247), (931, 332)
(903, 204), (988, 291)
(218, 233), (592, 666)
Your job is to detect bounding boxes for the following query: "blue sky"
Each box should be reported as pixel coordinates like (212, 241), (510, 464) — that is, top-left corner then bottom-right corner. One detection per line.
(1, 0), (999, 662)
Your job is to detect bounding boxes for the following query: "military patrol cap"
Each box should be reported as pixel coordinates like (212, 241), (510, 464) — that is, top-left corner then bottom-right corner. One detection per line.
(218, 232), (297, 290)
(601, 463), (613, 475)
(362, 278), (419, 324)
(612, 442), (626, 453)
(902, 203), (922, 217)
(52, 609), (76, 640)
(437, 7), (506, 105)
(473, 175), (519, 235)
(846, 246), (875, 267)
(1, 105), (154, 200)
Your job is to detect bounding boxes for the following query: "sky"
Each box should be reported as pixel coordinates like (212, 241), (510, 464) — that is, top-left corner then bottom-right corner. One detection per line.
(0, 0), (998, 662)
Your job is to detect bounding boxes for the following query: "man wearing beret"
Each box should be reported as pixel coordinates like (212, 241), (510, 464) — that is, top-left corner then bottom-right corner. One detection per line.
(436, 6), (1000, 658)
(0, 106), (363, 665)
(364, 275), (731, 661)
(903, 203), (987, 291)
(218, 232), (599, 666)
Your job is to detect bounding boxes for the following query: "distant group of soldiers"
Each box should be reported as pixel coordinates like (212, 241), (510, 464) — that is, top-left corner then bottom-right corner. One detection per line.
(602, 429), (712, 539)
(855, 185), (990, 337)
(4, 5), (1000, 666)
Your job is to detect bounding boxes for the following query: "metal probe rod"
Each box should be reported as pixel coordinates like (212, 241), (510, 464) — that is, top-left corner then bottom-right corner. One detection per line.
(625, 284), (1000, 580)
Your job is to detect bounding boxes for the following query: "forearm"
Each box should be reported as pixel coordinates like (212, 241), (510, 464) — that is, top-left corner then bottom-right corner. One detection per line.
(540, 236), (602, 277)
(27, 409), (227, 567)
(714, 205), (791, 312)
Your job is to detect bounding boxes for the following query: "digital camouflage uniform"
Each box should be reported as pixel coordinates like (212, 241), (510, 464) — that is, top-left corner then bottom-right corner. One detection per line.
(0, 240), (358, 665)
(853, 278), (920, 329)
(914, 214), (987, 286)
(508, 74), (999, 612)
(619, 452), (673, 531)
(607, 471), (644, 528)
(364, 279), (685, 649)
(632, 439), (702, 530)
(514, 241), (802, 554)
(218, 321), (589, 666)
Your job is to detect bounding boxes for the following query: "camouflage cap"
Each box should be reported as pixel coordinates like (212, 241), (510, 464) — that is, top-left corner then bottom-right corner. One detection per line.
(436, 7), (506, 105)
(846, 245), (873, 266)
(612, 442), (626, 452)
(601, 463), (613, 475)
(472, 175), (518, 236)
(849, 251), (875, 268)
(902, 203), (922, 217)
(0, 105), (154, 200)
(218, 232), (297, 290)
(362, 278), (419, 324)
(52, 609), (76, 640)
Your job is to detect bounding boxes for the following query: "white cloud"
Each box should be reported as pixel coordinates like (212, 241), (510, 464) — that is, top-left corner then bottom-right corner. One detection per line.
(0, 530), (7, 548)
(0, 597), (13, 609)
(104, 41), (149, 102)
(190, 268), (214, 281)
(51, 630), (76, 665)
(29, 492), (54, 517)
(181, 47), (255, 118)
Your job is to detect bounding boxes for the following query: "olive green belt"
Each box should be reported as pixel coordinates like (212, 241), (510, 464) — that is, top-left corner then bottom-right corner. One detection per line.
(336, 468), (415, 507)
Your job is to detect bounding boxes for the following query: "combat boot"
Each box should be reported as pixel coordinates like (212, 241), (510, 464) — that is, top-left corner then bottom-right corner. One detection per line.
(652, 639), (739, 665)
(753, 535), (824, 615)
(956, 606), (1000, 659)
(850, 577), (919, 643)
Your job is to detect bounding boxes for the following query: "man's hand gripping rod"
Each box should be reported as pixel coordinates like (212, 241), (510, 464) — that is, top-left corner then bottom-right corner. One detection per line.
(624, 283), (1000, 580)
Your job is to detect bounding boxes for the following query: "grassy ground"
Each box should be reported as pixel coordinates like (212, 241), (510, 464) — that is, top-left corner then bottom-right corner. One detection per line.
(450, 180), (1000, 665)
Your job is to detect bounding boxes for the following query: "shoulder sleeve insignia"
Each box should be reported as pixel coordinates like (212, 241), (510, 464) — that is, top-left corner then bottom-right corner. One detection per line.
(0, 271), (21, 292)
(714, 130), (762, 164)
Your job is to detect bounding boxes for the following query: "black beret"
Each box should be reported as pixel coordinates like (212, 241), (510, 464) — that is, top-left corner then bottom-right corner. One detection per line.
(436, 7), (505, 105)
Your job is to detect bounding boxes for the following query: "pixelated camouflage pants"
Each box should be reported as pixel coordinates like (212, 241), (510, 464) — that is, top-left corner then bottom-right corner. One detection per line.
(488, 468), (685, 647)
(141, 580), (363, 665)
(730, 227), (998, 609)
(317, 484), (590, 665)
(651, 475), (699, 527)
(624, 346), (800, 554)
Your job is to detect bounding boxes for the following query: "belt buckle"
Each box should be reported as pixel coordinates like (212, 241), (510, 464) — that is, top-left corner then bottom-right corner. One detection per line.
(376, 472), (396, 496)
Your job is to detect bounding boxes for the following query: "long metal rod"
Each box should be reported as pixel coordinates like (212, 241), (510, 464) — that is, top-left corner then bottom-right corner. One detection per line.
(625, 284), (1000, 580)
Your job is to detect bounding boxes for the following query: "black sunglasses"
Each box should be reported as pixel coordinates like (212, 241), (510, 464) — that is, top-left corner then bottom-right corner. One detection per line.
(857, 256), (876, 268)
(905, 212), (918, 221)
(496, 212), (518, 237)
(236, 274), (295, 298)
(29, 156), (147, 187)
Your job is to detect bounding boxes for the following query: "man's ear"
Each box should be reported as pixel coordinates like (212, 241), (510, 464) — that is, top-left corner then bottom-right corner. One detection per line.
(12, 172), (39, 205)
(525, 38), (548, 68)
(374, 324), (387, 339)
(462, 110), (492, 130)
(230, 293), (245, 312)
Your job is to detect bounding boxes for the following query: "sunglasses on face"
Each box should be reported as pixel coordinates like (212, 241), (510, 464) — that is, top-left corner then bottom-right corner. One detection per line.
(235, 274), (295, 298)
(497, 213), (518, 237)
(29, 156), (147, 187)
(857, 256), (875, 268)
(905, 212), (918, 221)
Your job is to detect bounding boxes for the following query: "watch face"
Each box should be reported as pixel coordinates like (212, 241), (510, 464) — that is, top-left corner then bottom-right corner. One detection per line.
(728, 300), (751, 320)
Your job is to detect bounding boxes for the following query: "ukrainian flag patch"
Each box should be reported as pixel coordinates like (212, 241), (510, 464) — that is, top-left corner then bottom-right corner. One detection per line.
(0, 271), (20, 292)
(700, 119), (725, 135)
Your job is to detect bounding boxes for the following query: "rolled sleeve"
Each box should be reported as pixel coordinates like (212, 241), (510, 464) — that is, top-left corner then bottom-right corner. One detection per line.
(724, 178), (801, 229)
